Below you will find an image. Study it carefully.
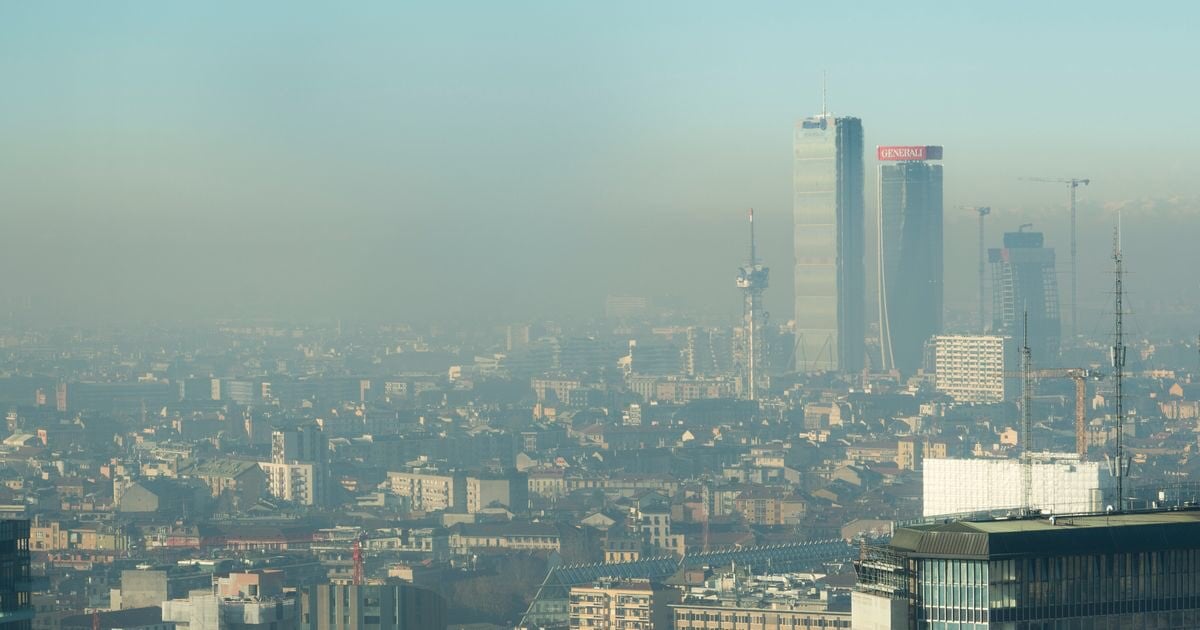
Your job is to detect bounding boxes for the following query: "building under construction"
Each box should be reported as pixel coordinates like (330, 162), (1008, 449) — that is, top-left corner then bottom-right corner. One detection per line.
(989, 227), (1061, 363)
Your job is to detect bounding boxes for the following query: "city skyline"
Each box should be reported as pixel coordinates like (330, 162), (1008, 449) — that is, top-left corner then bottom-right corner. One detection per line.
(0, 3), (1198, 329)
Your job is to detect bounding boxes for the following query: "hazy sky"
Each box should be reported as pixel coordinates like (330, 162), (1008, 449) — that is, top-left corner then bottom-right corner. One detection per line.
(2, 2), (1198, 332)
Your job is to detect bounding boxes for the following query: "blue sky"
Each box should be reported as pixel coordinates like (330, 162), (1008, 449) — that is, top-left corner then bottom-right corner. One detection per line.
(1, 2), (1197, 328)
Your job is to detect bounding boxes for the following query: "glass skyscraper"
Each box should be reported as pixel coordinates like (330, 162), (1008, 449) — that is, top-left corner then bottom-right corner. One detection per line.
(877, 160), (943, 375)
(793, 115), (865, 373)
(854, 510), (1200, 629)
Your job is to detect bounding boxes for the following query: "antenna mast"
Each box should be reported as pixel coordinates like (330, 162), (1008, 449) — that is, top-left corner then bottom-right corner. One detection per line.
(736, 209), (768, 401)
(821, 71), (828, 116)
(1021, 310), (1034, 513)
(1112, 228), (1126, 511)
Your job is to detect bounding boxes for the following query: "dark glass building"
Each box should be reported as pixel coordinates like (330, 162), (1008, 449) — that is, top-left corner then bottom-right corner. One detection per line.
(989, 228), (1061, 364)
(299, 582), (446, 630)
(877, 159), (944, 375)
(853, 510), (1200, 629)
(793, 114), (865, 373)
(0, 520), (31, 630)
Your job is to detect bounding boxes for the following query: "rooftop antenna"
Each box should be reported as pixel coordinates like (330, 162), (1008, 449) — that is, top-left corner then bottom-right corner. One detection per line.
(821, 71), (828, 117)
(1112, 226), (1127, 511)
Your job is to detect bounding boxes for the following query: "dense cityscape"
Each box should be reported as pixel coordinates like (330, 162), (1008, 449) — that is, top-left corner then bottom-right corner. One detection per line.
(5, 3), (1200, 630)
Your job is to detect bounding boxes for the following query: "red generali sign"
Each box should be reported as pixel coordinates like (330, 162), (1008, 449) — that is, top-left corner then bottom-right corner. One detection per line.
(877, 145), (944, 161)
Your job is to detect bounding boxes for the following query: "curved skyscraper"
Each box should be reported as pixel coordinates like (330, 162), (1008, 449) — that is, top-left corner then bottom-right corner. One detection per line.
(793, 114), (865, 373)
(876, 146), (944, 375)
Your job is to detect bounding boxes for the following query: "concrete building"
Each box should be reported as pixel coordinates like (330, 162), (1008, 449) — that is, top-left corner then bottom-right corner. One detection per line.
(568, 578), (679, 630)
(297, 582), (446, 630)
(116, 567), (213, 610)
(876, 147), (944, 375)
(922, 454), (1114, 517)
(628, 338), (683, 376)
(794, 113), (865, 373)
(671, 571), (850, 629)
(183, 460), (266, 509)
(932, 335), (1007, 403)
(259, 461), (322, 507)
(265, 425), (328, 508)
(162, 570), (297, 630)
(60, 608), (168, 630)
(385, 470), (465, 513)
(895, 437), (947, 472)
(854, 509), (1200, 629)
(465, 473), (528, 514)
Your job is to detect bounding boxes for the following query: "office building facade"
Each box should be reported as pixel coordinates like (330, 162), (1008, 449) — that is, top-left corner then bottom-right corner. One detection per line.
(0, 520), (30, 630)
(793, 114), (865, 373)
(854, 510), (1200, 629)
(989, 228), (1061, 362)
(298, 582), (446, 630)
(877, 148), (944, 375)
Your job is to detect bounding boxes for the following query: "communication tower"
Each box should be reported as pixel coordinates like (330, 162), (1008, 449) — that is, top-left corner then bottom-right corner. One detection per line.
(737, 209), (769, 399)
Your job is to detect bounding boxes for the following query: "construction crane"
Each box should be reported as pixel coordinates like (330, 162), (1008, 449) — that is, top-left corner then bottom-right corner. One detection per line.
(1022, 177), (1090, 340)
(1020, 313), (1033, 513)
(959, 206), (991, 332)
(1006, 367), (1102, 457)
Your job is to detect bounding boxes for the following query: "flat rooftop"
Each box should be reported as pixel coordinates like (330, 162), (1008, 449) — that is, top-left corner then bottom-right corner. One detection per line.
(887, 509), (1200, 559)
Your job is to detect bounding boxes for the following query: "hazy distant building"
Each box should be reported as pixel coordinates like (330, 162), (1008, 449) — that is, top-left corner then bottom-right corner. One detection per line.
(628, 338), (683, 376)
(685, 327), (733, 377)
(793, 114), (865, 372)
(932, 334), (1007, 403)
(877, 147), (943, 375)
(605, 295), (649, 320)
(923, 454), (1113, 517)
(264, 425), (329, 508)
(990, 227), (1061, 361)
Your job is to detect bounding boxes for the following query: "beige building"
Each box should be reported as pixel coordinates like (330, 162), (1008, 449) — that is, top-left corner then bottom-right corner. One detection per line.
(259, 461), (321, 506)
(386, 471), (464, 513)
(895, 437), (948, 471)
(671, 603), (850, 629)
(568, 579), (679, 630)
(932, 334), (1007, 403)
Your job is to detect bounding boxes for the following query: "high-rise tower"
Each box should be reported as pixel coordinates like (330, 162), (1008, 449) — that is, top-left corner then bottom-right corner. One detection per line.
(736, 209), (769, 399)
(793, 114), (865, 373)
(876, 145), (944, 375)
(989, 226), (1061, 363)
